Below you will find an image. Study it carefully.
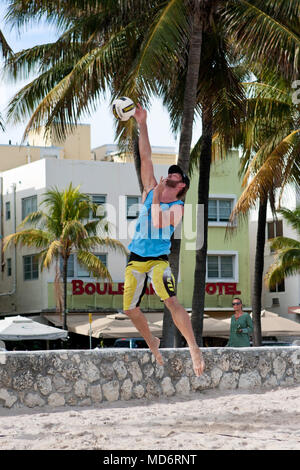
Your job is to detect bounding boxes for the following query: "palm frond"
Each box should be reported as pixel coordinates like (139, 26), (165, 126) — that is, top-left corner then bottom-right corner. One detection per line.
(76, 250), (112, 281)
(223, 0), (300, 80)
(3, 229), (51, 251)
(264, 205), (300, 288)
(7, 22), (137, 141)
(270, 236), (300, 251)
(277, 207), (300, 233)
(0, 28), (13, 58)
(18, 210), (46, 228)
(41, 240), (62, 270)
(265, 263), (287, 288)
(232, 129), (300, 217)
(266, 249), (300, 288)
(119, 0), (188, 100)
(62, 220), (88, 243)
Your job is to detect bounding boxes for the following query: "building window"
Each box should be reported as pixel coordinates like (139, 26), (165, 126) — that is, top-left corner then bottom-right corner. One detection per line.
(90, 194), (106, 218)
(60, 253), (107, 278)
(207, 255), (235, 280)
(95, 253), (107, 267)
(267, 219), (283, 239)
(208, 198), (233, 223)
(76, 259), (90, 278)
(22, 195), (37, 220)
(270, 280), (285, 293)
(23, 254), (39, 280)
(5, 201), (11, 220)
(60, 254), (75, 277)
(127, 196), (141, 219)
(7, 258), (12, 277)
(267, 219), (283, 252)
(76, 253), (107, 277)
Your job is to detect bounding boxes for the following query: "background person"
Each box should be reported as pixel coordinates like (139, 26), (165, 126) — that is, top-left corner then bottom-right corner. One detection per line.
(227, 297), (253, 347)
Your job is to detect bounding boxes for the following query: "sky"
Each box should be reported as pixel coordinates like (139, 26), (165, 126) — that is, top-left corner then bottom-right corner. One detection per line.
(0, 3), (201, 150)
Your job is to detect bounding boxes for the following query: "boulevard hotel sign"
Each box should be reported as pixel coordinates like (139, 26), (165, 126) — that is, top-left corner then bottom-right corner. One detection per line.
(71, 280), (241, 296)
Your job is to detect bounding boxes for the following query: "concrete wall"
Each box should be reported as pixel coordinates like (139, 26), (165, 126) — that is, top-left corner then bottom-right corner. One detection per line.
(28, 124), (91, 161)
(0, 347), (300, 409)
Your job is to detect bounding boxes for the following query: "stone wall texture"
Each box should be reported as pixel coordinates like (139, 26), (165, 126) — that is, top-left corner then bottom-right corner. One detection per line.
(1, 346), (300, 409)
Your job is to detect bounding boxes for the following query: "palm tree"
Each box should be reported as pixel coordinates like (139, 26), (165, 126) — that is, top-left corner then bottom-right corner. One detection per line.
(3, 183), (127, 330)
(266, 207), (300, 288)
(3, 0), (300, 347)
(117, 0), (300, 346)
(0, 28), (13, 130)
(230, 76), (300, 345)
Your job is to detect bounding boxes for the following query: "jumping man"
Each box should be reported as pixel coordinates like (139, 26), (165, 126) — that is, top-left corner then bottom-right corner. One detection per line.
(123, 104), (205, 377)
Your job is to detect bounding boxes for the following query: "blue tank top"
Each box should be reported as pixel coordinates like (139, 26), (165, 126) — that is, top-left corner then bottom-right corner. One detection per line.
(128, 189), (184, 257)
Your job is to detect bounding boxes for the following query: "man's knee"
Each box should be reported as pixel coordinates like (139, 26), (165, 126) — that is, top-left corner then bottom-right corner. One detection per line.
(124, 307), (141, 319)
(164, 295), (179, 309)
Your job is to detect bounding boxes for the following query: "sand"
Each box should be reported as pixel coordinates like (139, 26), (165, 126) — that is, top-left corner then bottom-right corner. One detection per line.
(0, 385), (300, 451)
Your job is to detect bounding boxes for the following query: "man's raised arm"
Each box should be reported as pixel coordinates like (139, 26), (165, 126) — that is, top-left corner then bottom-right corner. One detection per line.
(134, 104), (157, 198)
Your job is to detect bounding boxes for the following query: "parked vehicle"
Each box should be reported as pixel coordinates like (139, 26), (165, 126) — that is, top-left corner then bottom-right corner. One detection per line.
(113, 337), (147, 349)
(250, 340), (292, 347)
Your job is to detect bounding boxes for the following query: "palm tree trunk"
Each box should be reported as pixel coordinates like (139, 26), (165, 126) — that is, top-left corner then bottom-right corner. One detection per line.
(177, 5), (203, 173)
(191, 101), (213, 346)
(162, 6), (203, 348)
(252, 196), (267, 346)
(63, 256), (68, 331)
(132, 136), (143, 194)
(162, 235), (178, 347)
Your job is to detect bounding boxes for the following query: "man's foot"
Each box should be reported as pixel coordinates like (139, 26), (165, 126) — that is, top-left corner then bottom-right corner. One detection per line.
(147, 336), (164, 366)
(189, 345), (205, 377)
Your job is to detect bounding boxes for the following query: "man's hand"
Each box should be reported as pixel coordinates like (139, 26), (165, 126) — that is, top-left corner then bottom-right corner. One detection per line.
(134, 103), (147, 126)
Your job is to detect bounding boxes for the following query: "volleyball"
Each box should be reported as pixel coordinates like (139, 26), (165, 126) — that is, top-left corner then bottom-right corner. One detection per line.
(112, 96), (136, 121)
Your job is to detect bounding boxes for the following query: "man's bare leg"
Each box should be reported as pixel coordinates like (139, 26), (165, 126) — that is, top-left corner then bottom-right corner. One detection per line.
(125, 307), (163, 365)
(164, 296), (205, 377)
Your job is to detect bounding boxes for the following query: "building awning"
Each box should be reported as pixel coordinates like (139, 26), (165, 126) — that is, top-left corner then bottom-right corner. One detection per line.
(44, 309), (300, 340)
(0, 315), (68, 341)
(288, 307), (300, 315)
(43, 312), (163, 339)
(43, 312), (231, 339)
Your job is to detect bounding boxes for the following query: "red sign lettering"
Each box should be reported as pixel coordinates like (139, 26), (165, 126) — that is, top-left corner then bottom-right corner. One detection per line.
(85, 283), (96, 295)
(108, 283), (124, 295)
(205, 282), (241, 295)
(72, 279), (84, 295)
(96, 283), (107, 295)
(205, 283), (217, 295)
(72, 280), (241, 296)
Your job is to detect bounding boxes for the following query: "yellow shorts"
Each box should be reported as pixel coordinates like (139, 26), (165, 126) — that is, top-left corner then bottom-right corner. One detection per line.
(123, 255), (176, 311)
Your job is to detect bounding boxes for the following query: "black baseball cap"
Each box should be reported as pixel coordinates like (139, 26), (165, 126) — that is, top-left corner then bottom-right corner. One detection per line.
(168, 164), (190, 188)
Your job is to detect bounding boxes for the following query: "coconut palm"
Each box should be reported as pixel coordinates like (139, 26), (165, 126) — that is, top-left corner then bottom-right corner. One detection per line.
(106, 0), (300, 346)
(266, 207), (300, 288)
(0, 28), (13, 130)
(3, 0), (300, 347)
(3, 183), (127, 330)
(229, 74), (300, 344)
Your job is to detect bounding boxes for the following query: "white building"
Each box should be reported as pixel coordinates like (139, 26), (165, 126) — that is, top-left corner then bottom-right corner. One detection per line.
(249, 184), (300, 322)
(0, 157), (174, 315)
